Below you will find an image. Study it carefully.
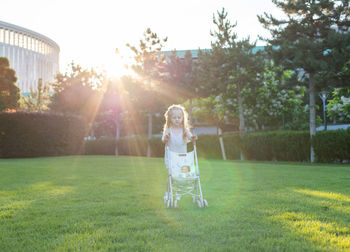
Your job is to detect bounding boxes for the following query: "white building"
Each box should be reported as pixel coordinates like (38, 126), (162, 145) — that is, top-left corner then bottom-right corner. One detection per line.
(0, 20), (60, 94)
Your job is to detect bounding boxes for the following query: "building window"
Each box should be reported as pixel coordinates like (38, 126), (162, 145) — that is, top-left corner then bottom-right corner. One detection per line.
(4, 30), (9, 44)
(0, 28), (3, 43)
(9, 31), (14, 45)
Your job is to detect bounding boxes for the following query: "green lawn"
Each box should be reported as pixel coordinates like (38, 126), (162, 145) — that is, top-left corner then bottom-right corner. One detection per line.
(0, 156), (349, 251)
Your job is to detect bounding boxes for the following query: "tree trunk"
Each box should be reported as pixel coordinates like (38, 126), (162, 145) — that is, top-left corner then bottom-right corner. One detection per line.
(188, 98), (193, 125)
(218, 127), (226, 160)
(115, 112), (120, 156)
(237, 85), (245, 160)
(309, 77), (316, 163)
(147, 111), (152, 157)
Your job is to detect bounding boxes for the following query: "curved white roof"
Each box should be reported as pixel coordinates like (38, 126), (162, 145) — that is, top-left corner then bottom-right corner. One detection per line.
(0, 20), (60, 52)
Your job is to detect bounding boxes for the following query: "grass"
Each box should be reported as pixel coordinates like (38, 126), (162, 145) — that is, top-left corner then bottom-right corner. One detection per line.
(0, 156), (349, 251)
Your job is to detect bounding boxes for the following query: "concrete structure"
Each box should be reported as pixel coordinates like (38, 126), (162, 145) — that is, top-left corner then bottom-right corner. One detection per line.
(0, 20), (60, 94)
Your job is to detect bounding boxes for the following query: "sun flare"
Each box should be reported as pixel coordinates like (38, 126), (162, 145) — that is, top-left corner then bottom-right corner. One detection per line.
(101, 50), (135, 79)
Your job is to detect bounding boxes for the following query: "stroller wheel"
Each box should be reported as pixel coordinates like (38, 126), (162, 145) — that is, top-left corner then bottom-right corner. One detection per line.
(192, 196), (196, 203)
(166, 199), (170, 208)
(174, 200), (178, 208)
(203, 199), (208, 207)
(197, 200), (203, 208)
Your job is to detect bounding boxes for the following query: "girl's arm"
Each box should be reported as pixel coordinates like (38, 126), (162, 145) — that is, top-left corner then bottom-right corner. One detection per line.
(185, 128), (197, 143)
(162, 128), (170, 143)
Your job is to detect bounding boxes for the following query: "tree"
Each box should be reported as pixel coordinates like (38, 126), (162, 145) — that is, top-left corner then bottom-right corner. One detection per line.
(198, 8), (264, 159)
(21, 78), (51, 112)
(0, 57), (20, 111)
(258, 0), (350, 162)
(126, 28), (169, 157)
(166, 50), (202, 123)
(50, 62), (105, 125)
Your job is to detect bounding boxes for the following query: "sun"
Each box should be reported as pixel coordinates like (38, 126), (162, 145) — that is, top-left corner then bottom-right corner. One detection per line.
(102, 50), (136, 79)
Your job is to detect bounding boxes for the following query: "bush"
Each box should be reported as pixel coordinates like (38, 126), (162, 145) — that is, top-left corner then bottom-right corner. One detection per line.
(117, 137), (148, 157)
(85, 137), (163, 157)
(85, 138), (116, 155)
(0, 112), (86, 158)
(312, 128), (350, 163)
(241, 131), (310, 162)
(223, 134), (241, 160)
(84, 134), (228, 159)
(83, 130), (350, 163)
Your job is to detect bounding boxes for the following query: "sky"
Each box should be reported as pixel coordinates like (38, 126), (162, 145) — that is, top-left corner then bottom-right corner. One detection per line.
(1, 0), (285, 77)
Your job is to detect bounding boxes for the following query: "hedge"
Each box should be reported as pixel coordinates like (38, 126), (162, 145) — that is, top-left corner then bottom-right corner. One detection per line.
(85, 129), (349, 163)
(241, 131), (310, 162)
(85, 134), (240, 160)
(0, 112), (86, 158)
(312, 128), (350, 163)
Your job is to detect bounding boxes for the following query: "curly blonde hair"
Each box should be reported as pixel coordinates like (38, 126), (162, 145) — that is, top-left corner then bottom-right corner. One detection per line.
(163, 104), (191, 140)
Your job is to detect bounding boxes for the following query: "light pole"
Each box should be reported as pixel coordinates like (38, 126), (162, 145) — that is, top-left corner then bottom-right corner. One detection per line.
(319, 91), (329, 130)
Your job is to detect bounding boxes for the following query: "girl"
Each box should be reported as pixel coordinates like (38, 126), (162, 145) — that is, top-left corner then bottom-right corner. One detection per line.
(162, 104), (196, 167)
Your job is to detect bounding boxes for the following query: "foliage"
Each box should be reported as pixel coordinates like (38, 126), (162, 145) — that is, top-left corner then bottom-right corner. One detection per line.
(85, 138), (117, 155)
(165, 50), (204, 121)
(191, 95), (238, 129)
(312, 128), (350, 163)
(259, 0), (350, 89)
(166, 50), (201, 101)
(0, 57), (20, 111)
(20, 78), (51, 112)
(85, 136), (161, 157)
(93, 80), (125, 138)
(126, 28), (170, 112)
(241, 130), (310, 162)
(1, 156), (349, 251)
(247, 64), (306, 129)
(0, 112), (86, 158)
(327, 87), (350, 122)
(198, 8), (264, 137)
(258, 0), (350, 161)
(49, 62), (105, 123)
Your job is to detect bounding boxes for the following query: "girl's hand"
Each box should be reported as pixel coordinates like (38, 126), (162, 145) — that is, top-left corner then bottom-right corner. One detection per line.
(191, 135), (197, 145)
(164, 133), (170, 145)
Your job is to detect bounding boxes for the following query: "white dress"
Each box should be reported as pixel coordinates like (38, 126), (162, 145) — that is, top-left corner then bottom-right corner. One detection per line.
(164, 127), (190, 168)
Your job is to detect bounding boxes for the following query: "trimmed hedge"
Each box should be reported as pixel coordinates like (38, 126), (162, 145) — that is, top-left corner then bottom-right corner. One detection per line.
(0, 112), (86, 158)
(85, 134), (239, 160)
(85, 137), (161, 157)
(312, 128), (350, 163)
(241, 131), (310, 162)
(84, 130), (349, 163)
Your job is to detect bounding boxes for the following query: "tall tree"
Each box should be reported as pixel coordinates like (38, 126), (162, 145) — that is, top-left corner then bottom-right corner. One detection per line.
(259, 0), (350, 162)
(0, 57), (20, 111)
(198, 8), (264, 159)
(126, 28), (168, 157)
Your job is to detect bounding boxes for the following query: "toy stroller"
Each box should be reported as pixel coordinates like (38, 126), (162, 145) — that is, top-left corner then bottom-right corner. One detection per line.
(163, 142), (208, 208)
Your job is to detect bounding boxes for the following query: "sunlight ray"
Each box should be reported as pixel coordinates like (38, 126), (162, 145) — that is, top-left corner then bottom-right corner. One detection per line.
(294, 189), (350, 202)
(274, 211), (350, 251)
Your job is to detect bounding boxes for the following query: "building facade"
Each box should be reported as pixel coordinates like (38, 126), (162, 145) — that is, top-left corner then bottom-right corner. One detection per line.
(0, 20), (60, 94)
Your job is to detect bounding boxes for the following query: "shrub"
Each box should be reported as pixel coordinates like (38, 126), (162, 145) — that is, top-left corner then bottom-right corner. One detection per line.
(312, 128), (350, 163)
(83, 130), (350, 163)
(0, 112), (86, 158)
(85, 137), (162, 157)
(241, 131), (310, 162)
(85, 138), (116, 155)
